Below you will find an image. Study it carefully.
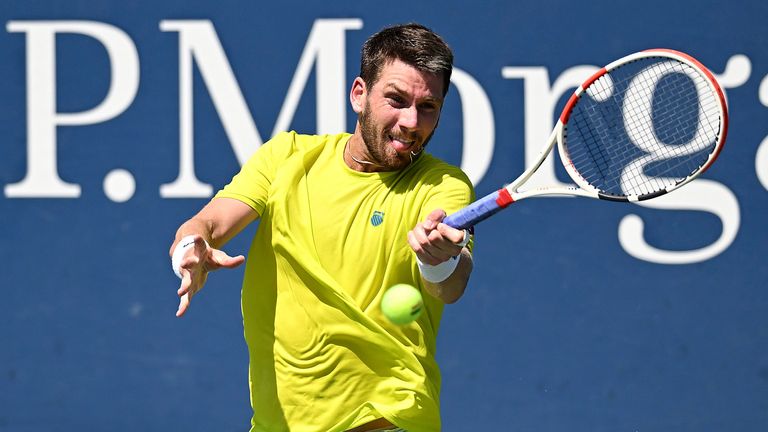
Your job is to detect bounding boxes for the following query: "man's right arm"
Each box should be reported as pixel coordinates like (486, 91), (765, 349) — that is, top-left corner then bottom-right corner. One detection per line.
(171, 197), (260, 317)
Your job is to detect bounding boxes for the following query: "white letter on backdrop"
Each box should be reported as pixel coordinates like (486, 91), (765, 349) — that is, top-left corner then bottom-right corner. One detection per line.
(5, 21), (139, 198)
(159, 19), (362, 198)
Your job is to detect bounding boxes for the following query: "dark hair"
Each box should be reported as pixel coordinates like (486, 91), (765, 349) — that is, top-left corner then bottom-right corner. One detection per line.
(360, 23), (454, 96)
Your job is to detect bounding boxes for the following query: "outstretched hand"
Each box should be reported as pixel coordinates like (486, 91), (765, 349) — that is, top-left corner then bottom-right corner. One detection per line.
(174, 235), (245, 317)
(407, 209), (467, 265)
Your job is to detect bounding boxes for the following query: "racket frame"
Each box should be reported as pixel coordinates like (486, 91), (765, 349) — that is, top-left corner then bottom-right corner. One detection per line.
(443, 49), (728, 229)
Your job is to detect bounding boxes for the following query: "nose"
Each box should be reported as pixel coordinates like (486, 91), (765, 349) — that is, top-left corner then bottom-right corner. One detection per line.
(398, 105), (419, 130)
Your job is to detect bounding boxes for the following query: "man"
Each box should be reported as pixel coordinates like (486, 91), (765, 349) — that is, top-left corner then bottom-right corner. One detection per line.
(170, 23), (474, 432)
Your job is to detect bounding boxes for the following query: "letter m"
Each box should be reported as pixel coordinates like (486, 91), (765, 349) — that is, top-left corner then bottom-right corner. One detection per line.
(159, 19), (363, 198)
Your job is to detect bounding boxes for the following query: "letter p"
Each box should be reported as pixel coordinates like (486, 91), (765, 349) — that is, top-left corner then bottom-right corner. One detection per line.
(6, 21), (139, 198)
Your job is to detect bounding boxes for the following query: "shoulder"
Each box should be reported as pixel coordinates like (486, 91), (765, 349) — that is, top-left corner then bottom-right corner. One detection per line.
(253, 131), (350, 163)
(411, 153), (473, 190)
(394, 153), (475, 215)
(262, 131), (349, 154)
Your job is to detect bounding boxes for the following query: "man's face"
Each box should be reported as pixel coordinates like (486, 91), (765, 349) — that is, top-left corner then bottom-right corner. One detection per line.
(352, 59), (445, 171)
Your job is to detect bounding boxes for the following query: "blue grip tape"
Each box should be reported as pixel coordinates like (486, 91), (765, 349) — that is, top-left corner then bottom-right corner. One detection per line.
(443, 191), (505, 229)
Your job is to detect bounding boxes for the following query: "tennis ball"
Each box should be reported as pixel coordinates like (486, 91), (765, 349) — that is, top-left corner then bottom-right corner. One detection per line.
(381, 283), (423, 325)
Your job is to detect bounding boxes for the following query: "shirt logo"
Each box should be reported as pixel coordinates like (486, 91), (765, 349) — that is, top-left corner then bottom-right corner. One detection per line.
(370, 210), (385, 227)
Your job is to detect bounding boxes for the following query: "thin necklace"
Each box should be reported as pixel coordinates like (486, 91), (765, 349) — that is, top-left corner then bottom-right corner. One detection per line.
(346, 142), (379, 166)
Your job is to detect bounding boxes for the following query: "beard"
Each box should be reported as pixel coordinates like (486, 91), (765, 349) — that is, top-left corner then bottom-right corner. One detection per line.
(358, 101), (436, 171)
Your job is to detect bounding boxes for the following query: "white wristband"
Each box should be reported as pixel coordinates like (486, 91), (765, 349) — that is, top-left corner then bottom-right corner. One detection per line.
(417, 256), (460, 283)
(171, 235), (207, 279)
(416, 229), (470, 283)
(456, 229), (471, 248)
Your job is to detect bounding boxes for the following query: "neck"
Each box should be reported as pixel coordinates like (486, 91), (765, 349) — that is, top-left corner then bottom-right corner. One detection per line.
(344, 138), (383, 172)
(349, 149), (377, 166)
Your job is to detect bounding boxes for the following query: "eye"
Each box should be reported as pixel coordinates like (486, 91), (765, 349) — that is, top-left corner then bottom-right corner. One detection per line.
(387, 94), (406, 106)
(419, 102), (439, 113)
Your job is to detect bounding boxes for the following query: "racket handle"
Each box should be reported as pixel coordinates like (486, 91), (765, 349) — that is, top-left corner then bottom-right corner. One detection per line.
(443, 189), (512, 230)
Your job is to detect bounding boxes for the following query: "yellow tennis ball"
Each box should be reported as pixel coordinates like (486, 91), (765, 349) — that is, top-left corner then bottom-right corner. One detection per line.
(381, 284), (423, 325)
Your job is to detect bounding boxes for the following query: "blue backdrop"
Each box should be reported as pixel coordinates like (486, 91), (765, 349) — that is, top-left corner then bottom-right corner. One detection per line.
(1, 0), (767, 431)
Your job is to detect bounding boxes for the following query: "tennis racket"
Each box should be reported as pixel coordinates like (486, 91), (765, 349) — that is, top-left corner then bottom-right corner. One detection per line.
(444, 48), (728, 230)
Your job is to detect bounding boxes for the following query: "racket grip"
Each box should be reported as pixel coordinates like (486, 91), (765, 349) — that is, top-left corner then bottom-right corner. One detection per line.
(443, 190), (511, 230)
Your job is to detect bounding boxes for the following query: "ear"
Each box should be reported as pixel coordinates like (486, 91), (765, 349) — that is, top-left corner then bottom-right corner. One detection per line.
(349, 77), (366, 114)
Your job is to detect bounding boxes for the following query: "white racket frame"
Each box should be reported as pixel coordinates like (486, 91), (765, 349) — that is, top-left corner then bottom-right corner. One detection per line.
(503, 49), (728, 204)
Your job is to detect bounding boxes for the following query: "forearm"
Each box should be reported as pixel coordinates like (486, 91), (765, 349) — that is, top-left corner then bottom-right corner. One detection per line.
(174, 218), (213, 244)
(171, 198), (259, 253)
(170, 217), (222, 262)
(421, 248), (473, 304)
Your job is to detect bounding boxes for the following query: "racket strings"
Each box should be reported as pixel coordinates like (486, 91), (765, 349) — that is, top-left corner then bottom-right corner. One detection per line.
(564, 57), (722, 198)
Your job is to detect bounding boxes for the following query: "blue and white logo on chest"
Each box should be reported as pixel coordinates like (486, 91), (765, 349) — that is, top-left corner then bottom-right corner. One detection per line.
(370, 210), (385, 227)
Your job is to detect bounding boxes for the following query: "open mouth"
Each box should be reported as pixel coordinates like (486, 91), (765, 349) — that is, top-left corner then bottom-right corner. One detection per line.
(388, 134), (416, 153)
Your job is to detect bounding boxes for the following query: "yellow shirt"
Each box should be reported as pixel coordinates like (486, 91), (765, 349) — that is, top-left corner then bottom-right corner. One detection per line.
(216, 131), (474, 432)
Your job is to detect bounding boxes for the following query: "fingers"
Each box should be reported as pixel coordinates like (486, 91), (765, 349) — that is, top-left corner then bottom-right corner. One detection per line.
(176, 269), (207, 318)
(408, 227), (440, 263)
(177, 293), (190, 317)
(181, 250), (201, 271)
(192, 235), (208, 254)
(208, 251), (246, 270)
(424, 209), (446, 227)
(436, 222), (467, 244)
(408, 211), (466, 265)
(176, 269), (196, 317)
(173, 246), (242, 318)
(177, 267), (192, 296)
(220, 254), (246, 268)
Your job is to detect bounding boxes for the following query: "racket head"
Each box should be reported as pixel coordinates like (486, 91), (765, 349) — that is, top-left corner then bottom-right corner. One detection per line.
(557, 49), (728, 202)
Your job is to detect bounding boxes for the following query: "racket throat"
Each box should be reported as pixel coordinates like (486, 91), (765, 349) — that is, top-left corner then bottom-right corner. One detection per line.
(496, 188), (515, 207)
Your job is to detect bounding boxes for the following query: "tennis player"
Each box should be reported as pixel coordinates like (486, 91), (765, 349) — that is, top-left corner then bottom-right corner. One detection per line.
(170, 23), (474, 432)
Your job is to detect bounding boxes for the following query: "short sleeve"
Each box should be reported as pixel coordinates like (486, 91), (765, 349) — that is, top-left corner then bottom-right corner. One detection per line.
(214, 131), (299, 215)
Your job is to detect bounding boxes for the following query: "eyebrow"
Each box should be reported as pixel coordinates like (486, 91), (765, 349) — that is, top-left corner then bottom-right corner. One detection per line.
(383, 83), (443, 105)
